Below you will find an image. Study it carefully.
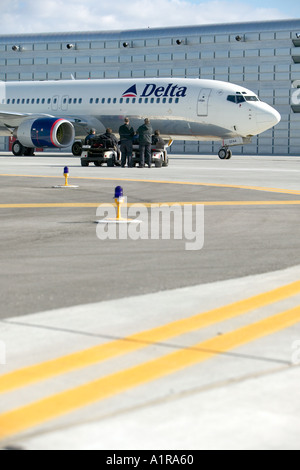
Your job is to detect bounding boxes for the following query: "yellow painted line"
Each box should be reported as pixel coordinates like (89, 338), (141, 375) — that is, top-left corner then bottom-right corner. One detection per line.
(0, 305), (299, 441)
(1, 280), (300, 395)
(1, 200), (300, 209)
(1, 173), (300, 196)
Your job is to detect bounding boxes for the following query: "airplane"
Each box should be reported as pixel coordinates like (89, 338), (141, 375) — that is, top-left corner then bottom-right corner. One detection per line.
(0, 77), (281, 159)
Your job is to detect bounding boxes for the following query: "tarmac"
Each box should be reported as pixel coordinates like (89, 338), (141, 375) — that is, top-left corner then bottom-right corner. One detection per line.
(0, 152), (300, 450)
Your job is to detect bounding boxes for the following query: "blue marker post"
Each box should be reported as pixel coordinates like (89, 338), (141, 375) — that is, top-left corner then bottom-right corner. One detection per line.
(96, 186), (141, 225)
(52, 166), (78, 188)
(64, 166), (69, 187)
(114, 186), (124, 220)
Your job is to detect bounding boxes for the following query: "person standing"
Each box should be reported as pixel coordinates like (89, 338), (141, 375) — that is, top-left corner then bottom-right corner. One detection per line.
(137, 118), (153, 168)
(119, 118), (134, 168)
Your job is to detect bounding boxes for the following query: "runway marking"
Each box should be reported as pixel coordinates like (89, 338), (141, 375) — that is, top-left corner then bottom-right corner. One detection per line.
(1, 200), (300, 209)
(1, 173), (300, 196)
(1, 280), (300, 395)
(0, 304), (299, 441)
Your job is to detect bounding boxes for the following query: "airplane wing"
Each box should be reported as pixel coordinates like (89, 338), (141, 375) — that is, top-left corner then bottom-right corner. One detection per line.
(0, 111), (57, 130)
(0, 110), (106, 139)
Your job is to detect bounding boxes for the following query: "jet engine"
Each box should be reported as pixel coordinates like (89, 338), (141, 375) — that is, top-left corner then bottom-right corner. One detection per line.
(16, 117), (75, 149)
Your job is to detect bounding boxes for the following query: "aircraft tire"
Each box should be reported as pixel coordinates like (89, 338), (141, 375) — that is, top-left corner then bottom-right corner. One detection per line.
(218, 148), (228, 160)
(12, 140), (25, 156)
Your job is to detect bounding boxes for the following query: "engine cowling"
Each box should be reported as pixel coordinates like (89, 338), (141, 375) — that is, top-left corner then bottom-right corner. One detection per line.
(16, 117), (75, 149)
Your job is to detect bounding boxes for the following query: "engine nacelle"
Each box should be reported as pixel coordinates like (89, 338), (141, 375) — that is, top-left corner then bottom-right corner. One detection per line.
(16, 117), (75, 149)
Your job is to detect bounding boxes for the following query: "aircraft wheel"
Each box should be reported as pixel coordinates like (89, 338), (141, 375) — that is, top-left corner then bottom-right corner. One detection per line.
(225, 149), (232, 159)
(218, 147), (228, 160)
(12, 140), (25, 156)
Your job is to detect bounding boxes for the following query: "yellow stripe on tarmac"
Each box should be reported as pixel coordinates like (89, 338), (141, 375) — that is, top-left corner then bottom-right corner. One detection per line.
(1, 200), (300, 209)
(1, 280), (300, 395)
(1, 173), (300, 196)
(0, 305), (299, 441)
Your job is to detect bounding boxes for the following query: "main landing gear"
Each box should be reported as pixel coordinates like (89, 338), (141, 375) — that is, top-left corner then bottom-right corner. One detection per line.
(12, 140), (35, 156)
(218, 147), (232, 160)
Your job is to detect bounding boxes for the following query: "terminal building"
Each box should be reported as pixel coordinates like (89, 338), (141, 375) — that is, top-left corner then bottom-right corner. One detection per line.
(0, 18), (300, 155)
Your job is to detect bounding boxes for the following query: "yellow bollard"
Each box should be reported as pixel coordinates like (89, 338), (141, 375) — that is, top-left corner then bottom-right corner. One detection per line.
(64, 167), (69, 187)
(114, 186), (124, 220)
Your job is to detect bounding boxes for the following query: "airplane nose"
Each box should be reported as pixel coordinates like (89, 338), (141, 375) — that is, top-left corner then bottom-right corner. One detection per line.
(256, 105), (281, 130)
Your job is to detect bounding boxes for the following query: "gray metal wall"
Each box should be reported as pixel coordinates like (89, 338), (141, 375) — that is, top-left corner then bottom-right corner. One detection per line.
(0, 19), (300, 155)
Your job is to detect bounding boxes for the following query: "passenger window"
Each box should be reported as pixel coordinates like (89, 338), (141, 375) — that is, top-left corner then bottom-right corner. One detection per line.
(113, 98), (117, 104)
(126, 98), (130, 104)
(102, 98), (105, 104)
(95, 98), (99, 104)
(132, 98), (136, 104)
(90, 98), (93, 104)
(107, 98), (111, 104)
(162, 98), (167, 103)
(150, 98), (155, 104)
(79, 98), (82, 104)
(119, 98), (123, 104)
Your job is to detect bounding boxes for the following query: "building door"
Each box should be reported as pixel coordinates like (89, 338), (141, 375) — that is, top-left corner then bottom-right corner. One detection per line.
(197, 89), (211, 116)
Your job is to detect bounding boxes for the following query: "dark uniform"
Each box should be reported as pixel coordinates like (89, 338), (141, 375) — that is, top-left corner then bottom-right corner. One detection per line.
(119, 119), (135, 167)
(101, 128), (119, 149)
(137, 119), (153, 168)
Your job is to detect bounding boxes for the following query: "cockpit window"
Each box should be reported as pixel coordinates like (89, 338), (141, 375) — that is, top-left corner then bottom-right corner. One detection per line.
(245, 96), (259, 102)
(227, 95), (246, 104)
(227, 95), (236, 103)
(236, 95), (245, 104)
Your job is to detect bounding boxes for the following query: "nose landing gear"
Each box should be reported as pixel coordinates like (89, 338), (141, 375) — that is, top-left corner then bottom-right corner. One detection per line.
(218, 147), (232, 160)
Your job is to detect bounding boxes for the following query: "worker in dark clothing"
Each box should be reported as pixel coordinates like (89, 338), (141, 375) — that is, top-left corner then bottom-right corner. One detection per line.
(152, 130), (165, 150)
(85, 128), (96, 144)
(119, 118), (135, 168)
(137, 118), (153, 168)
(101, 128), (119, 149)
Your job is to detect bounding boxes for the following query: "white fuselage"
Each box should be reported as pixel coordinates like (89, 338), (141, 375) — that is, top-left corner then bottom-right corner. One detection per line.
(0, 78), (280, 142)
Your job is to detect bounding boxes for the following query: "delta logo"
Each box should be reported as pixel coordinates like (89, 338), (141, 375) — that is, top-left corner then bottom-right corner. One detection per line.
(122, 83), (187, 99)
(122, 85), (138, 98)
